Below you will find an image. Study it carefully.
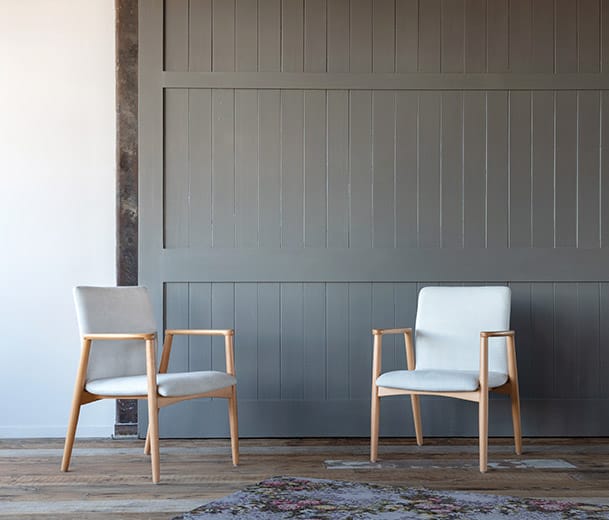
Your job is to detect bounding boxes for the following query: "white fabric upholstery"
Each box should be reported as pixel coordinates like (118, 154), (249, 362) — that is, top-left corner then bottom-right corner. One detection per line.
(414, 286), (511, 375)
(74, 286), (157, 381)
(85, 371), (236, 397)
(376, 369), (508, 392)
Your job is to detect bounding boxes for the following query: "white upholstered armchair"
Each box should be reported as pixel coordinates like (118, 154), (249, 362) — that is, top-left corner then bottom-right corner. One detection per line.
(371, 286), (522, 472)
(61, 286), (239, 483)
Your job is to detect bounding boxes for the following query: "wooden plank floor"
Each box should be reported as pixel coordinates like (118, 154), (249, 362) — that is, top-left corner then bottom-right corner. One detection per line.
(2, 437), (609, 519)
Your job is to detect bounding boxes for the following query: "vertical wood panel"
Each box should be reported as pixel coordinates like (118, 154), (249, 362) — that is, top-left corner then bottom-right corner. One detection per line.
(234, 283), (258, 399)
(418, 0), (441, 72)
(555, 91), (578, 247)
(236, 0), (258, 71)
(441, 0), (464, 72)
(486, 0), (509, 72)
(372, 92), (396, 247)
(509, 0), (531, 72)
(601, 283), (609, 397)
(418, 92), (441, 247)
(189, 90), (213, 248)
(189, 283), (213, 371)
(555, 0), (578, 72)
(395, 92), (419, 247)
(282, 0), (304, 72)
(281, 90), (305, 247)
(235, 90), (259, 247)
(164, 0), (189, 71)
(530, 283), (555, 398)
(509, 91), (532, 247)
(531, 0), (554, 72)
(304, 283), (326, 400)
(211, 283), (234, 371)
(304, 91), (327, 247)
(463, 92), (486, 247)
(349, 283), (372, 400)
(327, 0), (350, 72)
(327, 91), (350, 247)
(372, 283), (397, 374)
(531, 91), (555, 247)
(189, 0), (212, 71)
(578, 0), (600, 72)
(440, 91), (463, 247)
(395, 0), (418, 72)
(326, 283), (349, 400)
(350, 0), (373, 72)
(213, 0), (236, 71)
(211, 89), (236, 247)
(373, 0), (396, 72)
(394, 283), (417, 370)
(603, 0), (609, 72)
(258, 0), (281, 71)
(510, 283), (533, 397)
(577, 91), (601, 248)
(164, 89), (189, 248)
(258, 91), (281, 247)
(554, 283), (578, 398)
(602, 92), (609, 246)
(165, 283), (189, 372)
(486, 91), (509, 247)
(305, 0), (327, 72)
(576, 283), (600, 397)
(258, 283), (281, 399)
(350, 91), (373, 248)
(464, 0), (486, 72)
(281, 283), (304, 399)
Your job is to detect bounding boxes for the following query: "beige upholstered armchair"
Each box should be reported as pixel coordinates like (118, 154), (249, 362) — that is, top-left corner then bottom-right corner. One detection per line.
(371, 286), (522, 472)
(61, 286), (239, 483)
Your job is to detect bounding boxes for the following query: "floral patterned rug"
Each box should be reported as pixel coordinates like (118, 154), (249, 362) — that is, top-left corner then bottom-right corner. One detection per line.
(173, 476), (609, 519)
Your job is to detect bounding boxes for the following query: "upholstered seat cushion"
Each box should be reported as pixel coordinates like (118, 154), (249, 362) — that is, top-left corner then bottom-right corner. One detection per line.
(85, 371), (236, 397)
(376, 369), (508, 392)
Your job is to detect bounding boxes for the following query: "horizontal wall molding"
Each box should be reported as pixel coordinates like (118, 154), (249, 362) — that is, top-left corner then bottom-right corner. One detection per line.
(160, 247), (609, 283)
(161, 72), (609, 91)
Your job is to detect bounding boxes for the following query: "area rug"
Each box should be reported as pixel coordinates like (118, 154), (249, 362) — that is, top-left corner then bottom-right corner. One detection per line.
(172, 476), (609, 519)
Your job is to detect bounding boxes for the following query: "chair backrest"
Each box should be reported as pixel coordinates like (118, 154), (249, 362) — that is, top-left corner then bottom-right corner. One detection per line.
(73, 286), (158, 381)
(414, 286), (511, 374)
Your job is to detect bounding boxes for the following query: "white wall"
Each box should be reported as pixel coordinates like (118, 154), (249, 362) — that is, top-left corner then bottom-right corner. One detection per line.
(0, 1), (116, 437)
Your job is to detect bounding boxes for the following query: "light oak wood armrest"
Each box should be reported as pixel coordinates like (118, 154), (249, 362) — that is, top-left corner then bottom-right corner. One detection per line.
(372, 327), (412, 336)
(480, 330), (515, 338)
(83, 333), (156, 341)
(165, 329), (234, 337)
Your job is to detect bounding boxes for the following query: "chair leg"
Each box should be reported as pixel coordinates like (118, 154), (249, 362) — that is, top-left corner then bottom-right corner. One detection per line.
(228, 387), (239, 466)
(510, 386), (522, 455)
(410, 395), (423, 446)
(370, 388), (380, 462)
(147, 399), (160, 484)
(144, 426), (151, 455)
(61, 394), (82, 472)
(479, 391), (489, 473)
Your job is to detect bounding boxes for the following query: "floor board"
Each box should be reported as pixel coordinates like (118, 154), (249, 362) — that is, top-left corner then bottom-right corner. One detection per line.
(1, 437), (609, 518)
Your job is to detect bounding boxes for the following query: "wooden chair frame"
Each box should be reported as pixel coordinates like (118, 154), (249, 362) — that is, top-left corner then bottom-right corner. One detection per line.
(370, 328), (521, 472)
(61, 329), (239, 483)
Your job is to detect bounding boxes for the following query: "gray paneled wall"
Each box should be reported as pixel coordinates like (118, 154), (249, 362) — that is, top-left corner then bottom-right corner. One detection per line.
(140, 0), (609, 437)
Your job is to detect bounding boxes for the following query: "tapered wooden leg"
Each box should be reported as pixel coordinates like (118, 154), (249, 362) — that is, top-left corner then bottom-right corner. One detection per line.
(144, 426), (151, 455)
(370, 388), (380, 462)
(410, 395), (423, 446)
(511, 386), (522, 455)
(61, 394), (82, 472)
(145, 339), (160, 483)
(479, 392), (489, 473)
(228, 387), (239, 466)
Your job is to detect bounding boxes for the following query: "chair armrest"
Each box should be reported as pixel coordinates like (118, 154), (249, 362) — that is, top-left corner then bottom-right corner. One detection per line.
(480, 330), (514, 338)
(372, 327), (412, 336)
(83, 333), (156, 341)
(165, 329), (234, 337)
